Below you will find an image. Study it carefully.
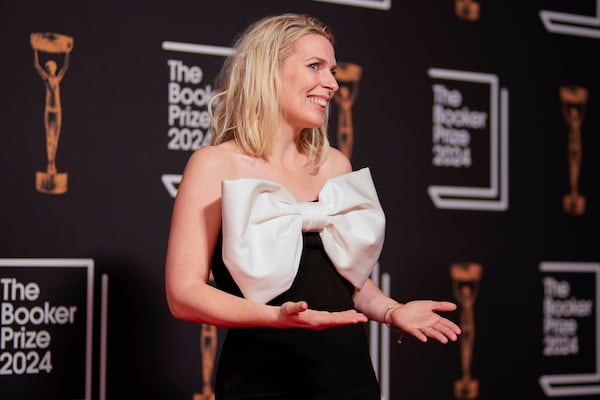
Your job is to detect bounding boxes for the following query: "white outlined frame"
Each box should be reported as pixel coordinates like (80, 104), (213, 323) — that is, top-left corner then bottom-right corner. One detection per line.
(540, 0), (600, 39)
(314, 0), (391, 10)
(427, 68), (509, 211)
(161, 41), (234, 198)
(0, 258), (94, 400)
(539, 262), (600, 397)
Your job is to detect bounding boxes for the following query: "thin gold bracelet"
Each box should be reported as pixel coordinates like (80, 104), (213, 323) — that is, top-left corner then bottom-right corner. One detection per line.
(384, 303), (404, 343)
(383, 302), (399, 327)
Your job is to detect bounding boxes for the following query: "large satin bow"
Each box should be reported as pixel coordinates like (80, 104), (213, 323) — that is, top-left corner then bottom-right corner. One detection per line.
(221, 167), (386, 304)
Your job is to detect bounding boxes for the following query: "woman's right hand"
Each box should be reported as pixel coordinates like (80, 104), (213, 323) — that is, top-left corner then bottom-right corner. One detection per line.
(276, 301), (368, 330)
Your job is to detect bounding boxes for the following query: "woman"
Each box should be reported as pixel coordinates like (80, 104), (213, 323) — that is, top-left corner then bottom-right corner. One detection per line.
(165, 13), (461, 399)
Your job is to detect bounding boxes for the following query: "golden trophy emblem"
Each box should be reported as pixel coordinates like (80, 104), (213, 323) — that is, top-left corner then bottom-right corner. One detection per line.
(193, 324), (217, 400)
(451, 262), (483, 399)
(333, 62), (362, 160)
(455, 0), (480, 21)
(559, 85), (588, 215)
(194, 272), (217, 400)
(31, 32), (73, 194)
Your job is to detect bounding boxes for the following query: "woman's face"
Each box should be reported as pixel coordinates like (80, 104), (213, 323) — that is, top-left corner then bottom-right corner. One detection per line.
(278, 33), (339, 131)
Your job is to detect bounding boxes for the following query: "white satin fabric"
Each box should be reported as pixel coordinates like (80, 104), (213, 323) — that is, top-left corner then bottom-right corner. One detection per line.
(221, 167), (386, 304)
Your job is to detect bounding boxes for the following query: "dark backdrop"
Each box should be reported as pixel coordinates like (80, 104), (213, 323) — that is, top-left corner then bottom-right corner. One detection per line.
(1, 1), (598, 399)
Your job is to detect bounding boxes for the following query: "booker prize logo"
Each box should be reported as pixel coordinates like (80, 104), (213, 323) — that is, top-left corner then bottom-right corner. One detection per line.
(160, 41), (234, 198)
(559, 85), (589, 216)
(539, 262), (600, 397)
(0, 259), (94, 399)
(427, 68), (509, 212)
(30, 32), (73, 195)
(451, 262), (482, 400)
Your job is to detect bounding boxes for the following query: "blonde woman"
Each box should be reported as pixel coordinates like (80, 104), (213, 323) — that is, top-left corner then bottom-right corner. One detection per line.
(165, 13), (460, 399)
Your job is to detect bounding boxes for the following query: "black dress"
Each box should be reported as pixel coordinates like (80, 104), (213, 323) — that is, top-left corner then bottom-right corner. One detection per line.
(211, 231), (381, 400)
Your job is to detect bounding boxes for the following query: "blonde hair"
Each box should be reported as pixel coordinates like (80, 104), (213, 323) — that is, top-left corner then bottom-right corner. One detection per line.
(209, 13), (335, 166)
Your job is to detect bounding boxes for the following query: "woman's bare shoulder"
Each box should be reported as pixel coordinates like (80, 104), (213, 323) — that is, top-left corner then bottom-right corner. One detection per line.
(320, 146), (352, 178)
(185, 142), (238, 173)
(176, 143), (243, 200)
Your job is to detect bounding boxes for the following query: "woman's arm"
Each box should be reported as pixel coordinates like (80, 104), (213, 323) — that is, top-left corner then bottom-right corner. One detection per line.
(353, 279), (462, 343)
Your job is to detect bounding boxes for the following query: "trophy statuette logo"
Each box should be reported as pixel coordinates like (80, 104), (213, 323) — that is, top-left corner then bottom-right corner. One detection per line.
(451, 262), (483, 399)
(194, 272), (218, 400)
(455, 0), (480, 21)
(559, 85), (588, 216)
(31, 32), (73, 194)
(333, 62), (362, 160)
(193, 323), (217, 400)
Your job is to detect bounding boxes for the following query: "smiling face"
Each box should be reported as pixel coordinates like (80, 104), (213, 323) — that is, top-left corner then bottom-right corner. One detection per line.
(278, 33), (339, 132)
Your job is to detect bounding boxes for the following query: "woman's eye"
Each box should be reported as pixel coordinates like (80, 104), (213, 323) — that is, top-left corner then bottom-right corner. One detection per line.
(308, 63), (319, 70)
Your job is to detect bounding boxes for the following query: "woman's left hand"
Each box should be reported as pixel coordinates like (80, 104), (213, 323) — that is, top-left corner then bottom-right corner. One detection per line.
(388, 300), (461, 344)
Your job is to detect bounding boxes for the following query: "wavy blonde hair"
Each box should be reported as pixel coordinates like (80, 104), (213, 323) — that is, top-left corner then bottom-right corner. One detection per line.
(209, 13), (335, 166)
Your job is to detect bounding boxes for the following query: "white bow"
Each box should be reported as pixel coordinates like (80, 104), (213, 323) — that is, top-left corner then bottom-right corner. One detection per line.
(221, 167), (386, 304)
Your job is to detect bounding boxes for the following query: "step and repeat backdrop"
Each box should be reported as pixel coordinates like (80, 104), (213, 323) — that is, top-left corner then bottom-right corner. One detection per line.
(1, 0), (598, 399)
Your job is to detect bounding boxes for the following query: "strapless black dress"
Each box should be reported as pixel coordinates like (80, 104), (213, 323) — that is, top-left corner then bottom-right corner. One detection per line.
(211, 231), (380, 400)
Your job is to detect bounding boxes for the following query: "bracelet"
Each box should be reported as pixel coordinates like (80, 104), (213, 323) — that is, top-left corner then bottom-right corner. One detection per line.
(383, 302), (399, 327)
(383, 302), (404, 344)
